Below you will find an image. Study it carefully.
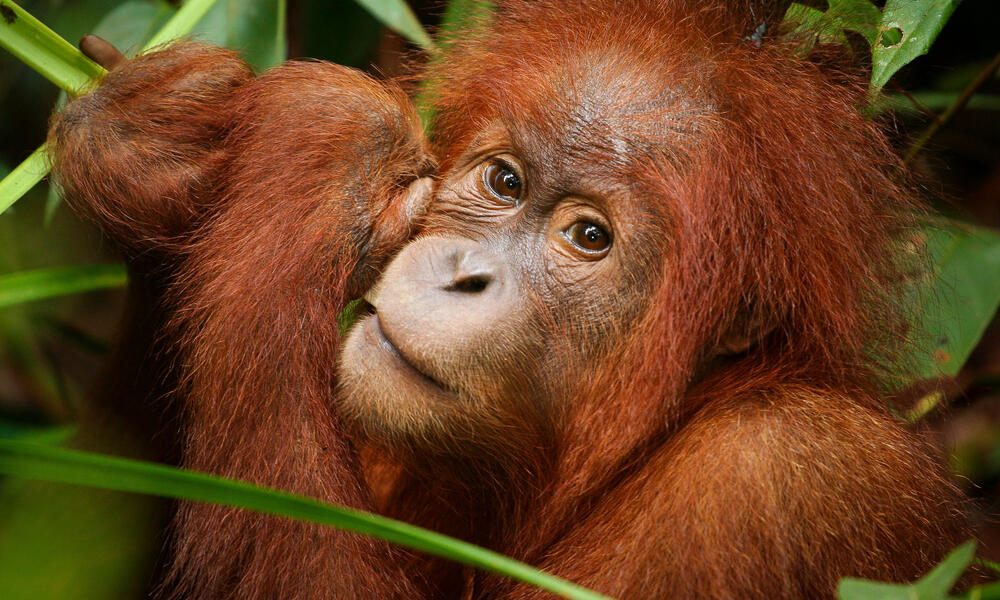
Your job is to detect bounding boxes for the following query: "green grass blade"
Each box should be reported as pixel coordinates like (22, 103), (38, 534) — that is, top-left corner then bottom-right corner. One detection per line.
(415, 0), (495, 128)
(0, 0), (105, 94)
(0, 144), (48, 215)
(837, 540), (976, 600)
(143, 0), (220, 50)
(0, 440), (611, 600)
(352, 0), (433, 49)
(0, 264), (127, 309)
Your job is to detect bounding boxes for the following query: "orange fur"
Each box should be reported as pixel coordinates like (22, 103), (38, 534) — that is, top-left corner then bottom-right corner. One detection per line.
(49, 2), (968, 599)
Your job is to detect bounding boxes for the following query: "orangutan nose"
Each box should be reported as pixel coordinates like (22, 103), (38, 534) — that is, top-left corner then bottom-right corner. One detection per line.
(369, 235), (518, 375)
(444, 247), (501, 295)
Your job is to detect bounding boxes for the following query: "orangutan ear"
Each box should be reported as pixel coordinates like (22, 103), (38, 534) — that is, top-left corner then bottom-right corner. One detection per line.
(715, 302), (779, 356)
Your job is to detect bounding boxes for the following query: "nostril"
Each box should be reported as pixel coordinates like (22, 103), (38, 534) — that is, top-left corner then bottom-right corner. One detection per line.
(439, 245), (502, 295)
(445, 273), (492, 294)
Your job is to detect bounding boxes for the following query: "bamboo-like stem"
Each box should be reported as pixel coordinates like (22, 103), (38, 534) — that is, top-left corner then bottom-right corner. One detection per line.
(0, 440), (613, 600)
(0, 0), (105, 94)
(903, 50), (1000, 166)
(0, 0), (221, 212)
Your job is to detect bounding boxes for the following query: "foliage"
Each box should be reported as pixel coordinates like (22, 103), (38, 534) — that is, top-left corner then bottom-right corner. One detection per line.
(911, 223), (1000, 380)
(871, 0), (964, 96)
(0, 438), (610, 600)
(838, 541), (976, 600)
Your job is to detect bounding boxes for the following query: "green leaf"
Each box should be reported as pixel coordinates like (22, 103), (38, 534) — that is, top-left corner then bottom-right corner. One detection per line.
(838, 540), (976, 600)
(909, 222), (1000, 381)
(352, 0), (433, 50)
(143, 0), (222, 50)
(0, 264), (127, 309)
(783, 0), (881, 48)
(0, 144), (47, 216)
(338, 299), (363, 336)
(871, 0), (963, 96)
(0, 421), (75, 444)
(185, 0), (286, 71)
(0, 430), (161, 600)
(0, 440), (611, 600)
(975, 558), (1000, 577)
(415, 0), (495, 127)
(838, 578), (920, 600)
(91, 0), (175, 58)
(0, 0), (105, 94)
(298, 0), (382, 68)
(952, 580), (1000, 600)
(917, 542), (978, 598)
(438, 0), (495, 46)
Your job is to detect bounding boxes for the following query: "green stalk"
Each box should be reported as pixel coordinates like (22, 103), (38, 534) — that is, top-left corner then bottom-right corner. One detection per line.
(0, 0), (221, 213)
(0, 144), (47, 214)
(0, 264), (127, 308)
(0, 0), (105, 94)
(903, 50), (1000, 165)
(0, 440), (612, 600)
(143, 0), (220, 50)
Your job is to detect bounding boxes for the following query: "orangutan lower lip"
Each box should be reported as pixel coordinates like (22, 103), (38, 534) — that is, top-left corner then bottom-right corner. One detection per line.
(369, 315), (446, 391)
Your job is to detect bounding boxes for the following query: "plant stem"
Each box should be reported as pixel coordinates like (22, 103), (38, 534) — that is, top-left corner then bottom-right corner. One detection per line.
(903, 50), (1000, 166)
(0, 144), (47, 215)
(0, 0), (105, 94)
(143, 0), (220, 50)
(0, 0), (221, 212)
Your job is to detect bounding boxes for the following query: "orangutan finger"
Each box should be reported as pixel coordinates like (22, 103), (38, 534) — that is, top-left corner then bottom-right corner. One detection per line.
(79, 35), (126, 70)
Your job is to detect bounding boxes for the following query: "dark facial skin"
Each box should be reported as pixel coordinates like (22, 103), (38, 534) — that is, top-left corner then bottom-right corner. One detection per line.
(338, 107), (668, 458)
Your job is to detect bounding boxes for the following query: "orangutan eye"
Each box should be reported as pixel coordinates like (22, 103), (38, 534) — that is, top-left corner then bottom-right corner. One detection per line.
(566, 221), (611, 254)
(482, 161), (522, 203)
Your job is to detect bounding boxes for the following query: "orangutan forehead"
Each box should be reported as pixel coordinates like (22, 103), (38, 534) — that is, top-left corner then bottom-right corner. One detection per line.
(491, 50), (715, 176)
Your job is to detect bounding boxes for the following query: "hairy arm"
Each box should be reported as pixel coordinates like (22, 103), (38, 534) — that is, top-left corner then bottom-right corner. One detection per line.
(163, 60), (433, 599)
(504, 388), (968, 599)
(50, 42), (435, 598)
(48, 41), (253, 259)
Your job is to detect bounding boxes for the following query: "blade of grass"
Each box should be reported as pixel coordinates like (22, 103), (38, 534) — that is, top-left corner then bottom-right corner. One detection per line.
(0, 0), (105, 93)
(0, 144), (47, 215)
(143, 0), (221, 50)
(352, 0), (433, 49)
(0, 264), (127, 309)
(0, 440), (612, 600)
(415, 0), (495, 128)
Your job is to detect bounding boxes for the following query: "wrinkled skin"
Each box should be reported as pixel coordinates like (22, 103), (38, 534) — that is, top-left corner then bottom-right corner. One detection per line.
(339, 126), (664, 458)
(49, 3), (970, 600)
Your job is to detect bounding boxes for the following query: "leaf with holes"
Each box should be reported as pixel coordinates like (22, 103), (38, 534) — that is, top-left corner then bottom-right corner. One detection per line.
(870, 0), (962, 96)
